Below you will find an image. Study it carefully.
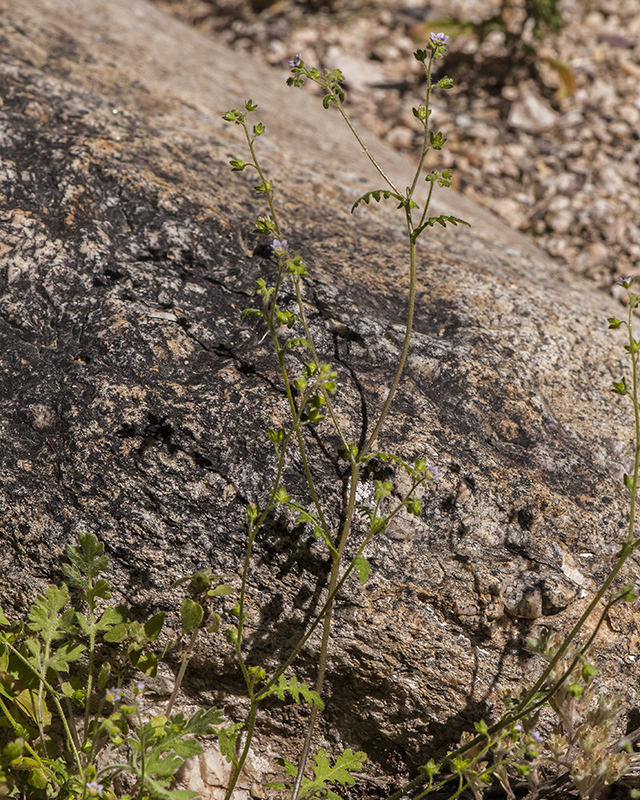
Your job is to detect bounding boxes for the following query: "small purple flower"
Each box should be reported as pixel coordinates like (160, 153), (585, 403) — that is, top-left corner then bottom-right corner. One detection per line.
(531, 730), (544, 743)
(514, 721), (523, 732)
(134, 680), (145, 693)
(86, 781), (104, 795)
(106, 686), (122, 703)
(272, 238), (289, 255)
(427, 465), (440, 480)
(430, 32), (449, 46)
(289, 54), (302, 69)
(619, 276), (633, 286)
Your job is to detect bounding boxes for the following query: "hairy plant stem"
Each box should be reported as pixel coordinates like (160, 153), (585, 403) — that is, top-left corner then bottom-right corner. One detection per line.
(291, 459), (361, 800)
(83, 594), (97, 744)
(225, 49), (452, 800)
(260, 56), (438, 797)
(409, 51), (436, 199)
(135, 702), (147, 800)
(165, 627), (199, 718)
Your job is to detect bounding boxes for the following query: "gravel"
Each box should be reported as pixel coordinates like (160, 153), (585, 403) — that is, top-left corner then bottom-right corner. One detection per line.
(155, 0), (640, 296)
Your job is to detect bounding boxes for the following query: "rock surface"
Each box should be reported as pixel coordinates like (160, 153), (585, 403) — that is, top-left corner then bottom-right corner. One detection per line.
(1, 0), (639, 794)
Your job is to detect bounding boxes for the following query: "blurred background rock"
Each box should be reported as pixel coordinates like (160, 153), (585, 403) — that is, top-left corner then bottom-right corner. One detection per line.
(155, 0), (640, 295)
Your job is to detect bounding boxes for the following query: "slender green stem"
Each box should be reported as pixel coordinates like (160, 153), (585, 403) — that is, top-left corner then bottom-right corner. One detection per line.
(291, 459), (362, 800)
(135, 703), (146, 800)
(5, 640), (84, 778)
(361, 238), (418, 458)
(63, 693), (83, 758)
(224, 527), (377, 800)
(292, 276), (353, 463)
(330, 101), (401, 195)
(83, 598), (96, 740)
(223, 700), (259, 800)
(242, 123), (283, 242)
(417, 179), (437, 232)
(165, 627), (199, 717)
(0, 693), (57, 784)
(409, 51), (435, 200)
(626, 300), (640, 542)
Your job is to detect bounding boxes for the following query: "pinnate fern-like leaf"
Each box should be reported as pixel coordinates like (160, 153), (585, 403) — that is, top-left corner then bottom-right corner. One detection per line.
(271, 749), (367, 799)
(351, 189), (418, 213)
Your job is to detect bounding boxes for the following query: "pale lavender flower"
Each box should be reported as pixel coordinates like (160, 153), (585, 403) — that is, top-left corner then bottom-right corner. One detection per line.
(86, 781), (104, 795)
(106, 686), (122, 703)
(289, 54), (302, 69)
(134, 680), (145, 693)
(430, 32), (449, 45)
(272, 238), (289, 255)
(427, 465), (440, 480)
(531, 730), (544, 743)
(514, 721), (523, 731)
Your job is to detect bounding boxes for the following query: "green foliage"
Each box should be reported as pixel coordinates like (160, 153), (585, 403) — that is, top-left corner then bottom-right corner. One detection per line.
(271, 748), (367, 800)
(260, 674), (325, 711)
(353, 556), (371, 585)
(0, 533), (226, 799)
(350, 188), (418, 213)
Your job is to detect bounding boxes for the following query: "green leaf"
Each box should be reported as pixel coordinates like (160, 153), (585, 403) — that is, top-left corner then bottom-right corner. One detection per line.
(219, 723), (242, 764)
(406, 498), (421, 516)
(370, 517), (387, 536)
(180, 600), (203, 634)
(97, 661), (111, 690)
(132, 652), (158, 677)
(103, 622), (129, 643)
(131, 708), (225, 782)
(311, 748), (367, 786)
(351, 189), (417, 214)
(266, 675), (324, 710)
(96, 605), (128, 633)
(0, 607), (10, 626)
(353, 556), (370, 585)
(254, 215), (276, 235)
(413, 215), (470, 239)
(47, 642), (85, 672)
(28, 767), (49, 789)
(144, 612), (165, 642)
(270, 749), (366, 800)
(612, 377), (629, 395)
(207, 585), (235, 598)
(64, 532), (110, 586)
(26, 585), (74, 638)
